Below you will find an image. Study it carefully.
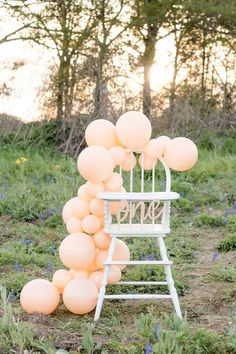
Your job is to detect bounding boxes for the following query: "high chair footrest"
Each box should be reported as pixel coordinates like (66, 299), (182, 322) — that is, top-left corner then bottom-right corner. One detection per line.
(104, 294), (172, 300)
(105, 260), (172, 266)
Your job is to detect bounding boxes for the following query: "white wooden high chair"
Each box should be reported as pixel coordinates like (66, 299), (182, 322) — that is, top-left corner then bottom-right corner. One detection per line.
(94, 151), (182, 321)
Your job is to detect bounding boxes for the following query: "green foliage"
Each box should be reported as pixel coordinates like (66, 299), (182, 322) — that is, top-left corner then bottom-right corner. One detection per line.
(81, 324), (102, 353)
(212, 264), (236, 282)
(194, 213), (225, 227)
(218, 234), (236, 252)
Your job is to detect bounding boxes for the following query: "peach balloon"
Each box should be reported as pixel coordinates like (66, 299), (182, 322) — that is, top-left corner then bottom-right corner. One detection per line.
(85, 119), (119, 149)
(116, 111), (152, 150)
(94, 229), (111, 250)
(87, 257), (99, 273)
(63, 278), (98, 315)
(20, 279), (60, 315)
(85, 181), (104, 198)
(62, 197), (89, 223)
(108, 266), (122, 284)
(104, 172), (123, 192)
(110, 146), (127, 165)
(66, 217), (83, 234)
(59, 233), (96, 270)
(94, 250), (108, 269)
(110, 201), (120, 215)
(77, 146), (115, 183)
(52, 269), (72, 294)
(164, 137), (198, 171)
(138, 153), (157, 171)
(77, 184), (92, 202)
(121, 152), (137, 171)
(89, 271), (104, 290)
(81, 215), (101, 234)
(89, 198), (105, 217)
(69, 269), (89, 279)
(145, 136), (171, 159)
(113, 239), (130, 270)
(99, 215), (105, 227)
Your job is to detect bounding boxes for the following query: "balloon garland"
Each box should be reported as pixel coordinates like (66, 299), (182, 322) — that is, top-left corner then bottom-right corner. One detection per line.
(20, 111), (198, 315)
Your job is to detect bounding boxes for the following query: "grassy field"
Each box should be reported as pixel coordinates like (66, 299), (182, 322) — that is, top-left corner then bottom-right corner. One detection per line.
(0, 144), (236, 353)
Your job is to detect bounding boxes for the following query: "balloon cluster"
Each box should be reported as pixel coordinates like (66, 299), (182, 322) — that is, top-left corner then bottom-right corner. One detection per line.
(20, 111), (198, 316)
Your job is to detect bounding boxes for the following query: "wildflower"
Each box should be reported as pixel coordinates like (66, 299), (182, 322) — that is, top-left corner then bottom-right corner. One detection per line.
(46, 260), (53, 273)
(180, 191), (184, 197)
(0, 193), (5, 200)
(7, 291), (17, 302)
(53, 208), (59, 214)
(15, 157), (28, 165)
(149, 253), (155, 261)
(225, 209), (229, 224)
(45, 176), (50, 183)
(194, 207), (200, 215)
(47, 245), (56, 255)
(212, 252), (220, 262)
(47, 209), (53, 216)
(39, 213), (45, 221)
(145, 343), (153, 354)
(13, 262), (23, 272)
(19, 239), (33, 245)
(154, 323), (159, 341)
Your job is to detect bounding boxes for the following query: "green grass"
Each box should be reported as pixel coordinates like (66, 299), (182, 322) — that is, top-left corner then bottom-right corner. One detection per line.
(0, 144), (236, 353)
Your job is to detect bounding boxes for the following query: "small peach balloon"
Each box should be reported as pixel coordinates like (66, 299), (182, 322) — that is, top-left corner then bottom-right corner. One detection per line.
(77, 146), (115, 183)
(138, 153), (157, 171)
(94, 250), (108, 269)
(110, 146), (127, 165)
(85, 119), (119, 149)
(94, 229), (111, 250)
(77, 184), (92, 202)
(121, 152), (137, 171)
(89, 271), (104, 290)
(116, 111), (152, 150)
(108, 265), (122, 284)
(145, 136), (171, 159)
(62, 197), (89, 223)
(20, 279), (60, 315)
(89, 198), (105, 217)
(66, 217), (83, 234)
(99, 215), (105, 227)
(63, 278), (98, 315)
(52, 269), (72, 294)
(85, 181), (104, 198)
(104, 172), (123, 192)
(59, 233), (96, 270)
(69, 269), (89, 279)
(81, 215), (101, 234)
(113, 239), (130, 270)
(109, 201), (120, 215)
(164, 137), (198, 171)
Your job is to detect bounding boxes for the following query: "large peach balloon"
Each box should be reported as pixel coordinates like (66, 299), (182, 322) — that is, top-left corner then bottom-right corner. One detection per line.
(104, 172), (123, 191)
(116, 111), (152, 150)
(77, 184), (92, 202)
(89, 198), (105, 217)
(94, 250), (108, 269)
(59, 233), (96, 270)
(94, 229), (111, 250)
(108, 265), (122, 284)
(110, 146), (127, 166)
(52, 269), (72, 294)
(66, 217), (83, 234)
(81, 215), (101, 234)
(138, 153), (157, 171)
(121, 152), (137, 171)
(20, 279), (60, 315)
(164, 137), (198, 171)
(113, 239), (130, 270)
(85, 119), (119, 149)
(85, 181), (104, 198)
(145, 136), (171, 159)
(62, 197), (89, 223)
(89, 271), (104, 290)
(63, 278), (98, 315)
(77, 146), (115, 183)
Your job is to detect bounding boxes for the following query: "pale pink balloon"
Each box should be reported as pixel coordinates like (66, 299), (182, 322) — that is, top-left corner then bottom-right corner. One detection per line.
(138, 153), (157, 171)
(110, 146), (127, 165)
(116, 111), (152, 150)
(94, 229), (111, 250)
(104, 172), (123, 191)
(59, 233), (96, 270)
(63, 278), (98, 315)
(77, 184), (92, 202)
(66, 217), (83, 234)
(89, 271), (104, 290)
(113, 239), (130, 270)
(20, 279), (60, 315)
(145, 136), (171, 159)
(85, 119), (119, 149)
(121, 152), (137, 171)
(62, 197), (89, 223)
(164, 137), (198, 171)
(89, 198), (105, 217)
(77, 146), (115, 183)
(52, 269), (72, 294)
(81, 215), (101, 234)
(85, 181), (104, 198)
(69, 269), (89, 279)
(108, 265), (122, 284)
(94, 250), (108, 269)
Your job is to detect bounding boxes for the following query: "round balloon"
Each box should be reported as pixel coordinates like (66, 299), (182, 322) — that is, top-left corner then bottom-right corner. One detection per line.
(81, 215), (101, 234)
(77, 184), (92, 202)
(89, 198), (105, 217)
(138, 153), (157, 171)
(89, 271), (104, 290)
(52, 269), (72, 294)
(94, 250), (108, 269)
(121, 152), (137, 171)
(110, 146), (127, 166)
(145, 136), (171, 159)
(20, 279), (60, 315)
(113, 239), (130, 270)
(85, 119), (119, 149)
(94, 229), (111, 250)
(164, 137), (198, 171)
(59, 233), (96, 270)
(116, 111), (152, 150)
(77, 146), (115, 183)
(108, 265), (122, 284)
(85, 181), (104, 198)
(62, 197), (89, 223)
(104, 172), (123, 191)
(63, 278), (98, 315)
(66, 217), (83, 234)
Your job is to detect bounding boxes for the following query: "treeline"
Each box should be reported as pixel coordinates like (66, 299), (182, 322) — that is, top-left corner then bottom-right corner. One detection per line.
(0, 0), (236, 135)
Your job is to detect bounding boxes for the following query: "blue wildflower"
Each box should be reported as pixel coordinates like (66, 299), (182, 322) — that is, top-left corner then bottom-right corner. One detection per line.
(19, 239), (32, 245)
(47, 209), (53, 216)
(48, 245), (56, 255)
(13, 262), (23, 272)
(145, 343), (153, 354)
(180, 191), (184, 197)
(154, 323), (159, 341)
(225, 209), (229, 224)
(53, 208), (59, 214)
(7, 292), (17, 302)
(212, 252), (220, 262)
(233, 201), (236, 209)
(39, 213), (45, 221)
(149, 253), (155, 261)
(46, 260), (53, 273)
